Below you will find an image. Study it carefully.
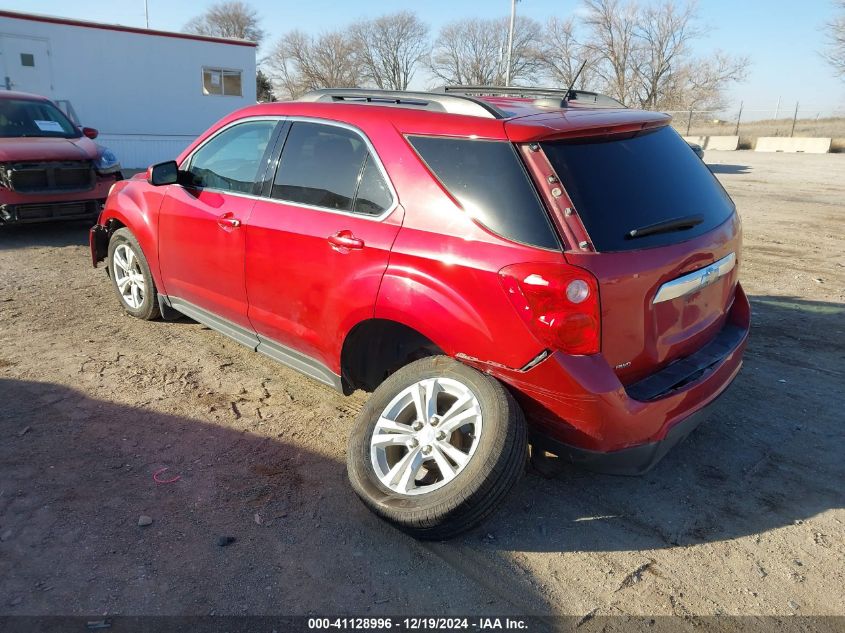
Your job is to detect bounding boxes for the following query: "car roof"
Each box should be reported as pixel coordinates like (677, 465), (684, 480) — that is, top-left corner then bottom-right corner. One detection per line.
(0, 90), (51, 102)
(226, 94), (671, 144)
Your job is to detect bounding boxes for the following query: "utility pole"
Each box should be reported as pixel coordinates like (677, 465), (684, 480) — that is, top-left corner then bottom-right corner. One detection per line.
(144, 0), (149, 28)
(791, 102), (799, 137)
(505, 0), (517, 87)
(734, 101), (743, 137)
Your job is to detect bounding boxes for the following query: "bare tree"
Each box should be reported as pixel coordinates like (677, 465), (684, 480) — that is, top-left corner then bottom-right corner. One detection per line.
(675, 51), (749, 110)
(535, 17), (599, 89)
(184, 1), (265, 44)
(350, 12), (429, 90)
(581, 0), (641, 105)
(429, 16), (541, 86)
(266, 30), (361, 99)
(632, 1), (747, 110)
(824, 0), (845, 78)
(634, 1), (700, 108)
(575, 0), (747, 110)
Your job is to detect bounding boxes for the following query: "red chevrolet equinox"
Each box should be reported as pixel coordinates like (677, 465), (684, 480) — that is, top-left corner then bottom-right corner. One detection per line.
(90, 87), (750, 539)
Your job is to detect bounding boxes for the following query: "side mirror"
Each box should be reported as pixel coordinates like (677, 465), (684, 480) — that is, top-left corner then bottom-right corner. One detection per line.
(148, 160), (179, 186)
(82, 127), (99, 139)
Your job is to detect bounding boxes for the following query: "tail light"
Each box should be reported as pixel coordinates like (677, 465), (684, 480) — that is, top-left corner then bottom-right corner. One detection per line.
(499, 262), (601, 355)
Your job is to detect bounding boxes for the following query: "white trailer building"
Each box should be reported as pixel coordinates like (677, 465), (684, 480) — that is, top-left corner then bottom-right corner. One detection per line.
(0, 10), (257, 167)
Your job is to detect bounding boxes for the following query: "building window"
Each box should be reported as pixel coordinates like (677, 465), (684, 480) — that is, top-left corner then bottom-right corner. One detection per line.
(20, 53), (35, 67)
(202, 67), (242, 97)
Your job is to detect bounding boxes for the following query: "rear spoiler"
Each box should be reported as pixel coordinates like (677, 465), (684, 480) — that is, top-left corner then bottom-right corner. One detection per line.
(505, 110), (672, 143)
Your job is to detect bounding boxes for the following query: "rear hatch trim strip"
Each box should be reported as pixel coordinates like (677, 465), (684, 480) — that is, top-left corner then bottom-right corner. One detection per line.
(653, 252), (735, 304)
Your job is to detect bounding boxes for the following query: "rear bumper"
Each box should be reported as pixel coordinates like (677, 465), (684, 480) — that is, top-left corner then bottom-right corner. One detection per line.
(532, 405), (710, 475)
(492, 284), (751, 474)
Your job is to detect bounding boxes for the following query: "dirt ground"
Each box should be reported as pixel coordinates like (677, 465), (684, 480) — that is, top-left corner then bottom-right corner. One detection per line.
(0, 151), (843, 620)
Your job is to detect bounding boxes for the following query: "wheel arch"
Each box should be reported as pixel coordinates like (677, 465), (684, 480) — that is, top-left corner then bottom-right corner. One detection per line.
(340, 318), (445, 394)
(99, 185), (166, 292)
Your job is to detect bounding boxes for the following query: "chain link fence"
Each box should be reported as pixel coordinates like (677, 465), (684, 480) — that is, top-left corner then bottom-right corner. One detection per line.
(656, 103), (845, 150)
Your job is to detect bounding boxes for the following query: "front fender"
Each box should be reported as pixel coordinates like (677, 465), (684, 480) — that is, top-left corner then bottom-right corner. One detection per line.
(98, 181), (168, 293)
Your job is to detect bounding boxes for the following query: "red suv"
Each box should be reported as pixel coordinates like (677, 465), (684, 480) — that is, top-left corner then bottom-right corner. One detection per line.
(90, 87), (749, 539)
(0, 91), (121, 224)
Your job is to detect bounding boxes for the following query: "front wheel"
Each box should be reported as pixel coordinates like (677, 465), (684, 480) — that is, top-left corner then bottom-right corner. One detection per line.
(347, 356), (527, 540)
(107, 227), (160, 321)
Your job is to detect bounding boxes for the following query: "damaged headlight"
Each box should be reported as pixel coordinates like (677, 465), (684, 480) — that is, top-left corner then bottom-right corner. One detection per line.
(95, 147), (121, 174)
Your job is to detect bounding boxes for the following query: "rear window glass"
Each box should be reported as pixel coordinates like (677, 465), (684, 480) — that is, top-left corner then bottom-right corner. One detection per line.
(541, 126), (735, 252)
(408, 136), (559, 250)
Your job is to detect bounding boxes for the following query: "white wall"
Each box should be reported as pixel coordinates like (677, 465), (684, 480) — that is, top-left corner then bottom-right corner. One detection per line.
(0, 14), (256, 167)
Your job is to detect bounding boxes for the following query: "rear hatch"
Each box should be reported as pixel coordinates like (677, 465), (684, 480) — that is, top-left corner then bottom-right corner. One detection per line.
(517, 121), (741, 385)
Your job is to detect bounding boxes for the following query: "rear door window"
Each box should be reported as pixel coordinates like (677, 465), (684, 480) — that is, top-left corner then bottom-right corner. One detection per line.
(272, 122), (370, 212)
(408, 136), (559, 250)
(541, 126), (735, 252)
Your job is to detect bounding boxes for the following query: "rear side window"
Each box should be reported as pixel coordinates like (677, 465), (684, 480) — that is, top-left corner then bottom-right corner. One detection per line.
(272, 121), (392, 215)
(541, 126), (735, 252)
(353, 155), (392, 215)
(408, 136), (559, 250)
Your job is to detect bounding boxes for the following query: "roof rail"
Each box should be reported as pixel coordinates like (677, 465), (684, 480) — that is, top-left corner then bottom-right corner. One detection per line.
(439, 85), (625, 108)
(299, 88), (507, 119)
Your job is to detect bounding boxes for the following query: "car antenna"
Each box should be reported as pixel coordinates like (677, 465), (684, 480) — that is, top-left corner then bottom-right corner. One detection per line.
(563, 61), (587, 105)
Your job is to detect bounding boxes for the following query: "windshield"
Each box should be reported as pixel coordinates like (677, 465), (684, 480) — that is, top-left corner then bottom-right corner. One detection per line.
(0, 98), (81, 139)
(541, 126), (735, 252)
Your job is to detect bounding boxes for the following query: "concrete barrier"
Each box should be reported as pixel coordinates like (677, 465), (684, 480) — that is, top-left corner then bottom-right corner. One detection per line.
(683, 135), (740, 151)
(755, 137), (831, 153)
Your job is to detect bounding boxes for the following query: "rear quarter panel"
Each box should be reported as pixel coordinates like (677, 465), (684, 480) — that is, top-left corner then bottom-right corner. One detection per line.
(374, 127), (564, 370)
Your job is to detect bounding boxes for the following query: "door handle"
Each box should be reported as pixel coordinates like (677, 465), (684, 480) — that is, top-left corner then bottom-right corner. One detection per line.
(217, 214), (241, 229)
(328, 230), (364, 250)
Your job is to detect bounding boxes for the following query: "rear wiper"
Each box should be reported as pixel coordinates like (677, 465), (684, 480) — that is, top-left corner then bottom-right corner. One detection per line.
(626, 214), (704, 239)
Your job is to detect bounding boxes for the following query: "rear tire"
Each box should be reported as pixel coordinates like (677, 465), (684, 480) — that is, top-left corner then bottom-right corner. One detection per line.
(107, 227), (160, 321)
(347, 356), (527, 540)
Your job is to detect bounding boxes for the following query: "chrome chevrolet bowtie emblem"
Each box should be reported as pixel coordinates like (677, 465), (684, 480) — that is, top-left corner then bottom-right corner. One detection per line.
(653, 253), (736, 304)
(699, 266), (717, 288)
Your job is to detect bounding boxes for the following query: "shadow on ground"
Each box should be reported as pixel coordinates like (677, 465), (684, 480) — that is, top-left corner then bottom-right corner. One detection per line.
(707, 163), (752, 174)
(0, 220), (92, 250)
(0, 378), (529, 615)
(482, 295), (844, 553)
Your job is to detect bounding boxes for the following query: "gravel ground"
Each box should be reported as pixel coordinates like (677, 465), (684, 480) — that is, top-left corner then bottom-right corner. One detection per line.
(0, 151), (843, 619)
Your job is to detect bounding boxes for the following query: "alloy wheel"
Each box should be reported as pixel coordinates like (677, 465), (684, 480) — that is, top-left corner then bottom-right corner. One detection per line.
(370, 377), (483, 496)
(112, 243), (145, 309)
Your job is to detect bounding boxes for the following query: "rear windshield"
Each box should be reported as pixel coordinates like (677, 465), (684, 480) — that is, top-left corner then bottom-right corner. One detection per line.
(408, 136), (559, 250)
(541, 126), (735, 252)
(0, 98), (80, 139)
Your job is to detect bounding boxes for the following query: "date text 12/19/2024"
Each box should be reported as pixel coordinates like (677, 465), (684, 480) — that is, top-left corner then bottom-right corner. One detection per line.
(307, 617), (530, 630)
